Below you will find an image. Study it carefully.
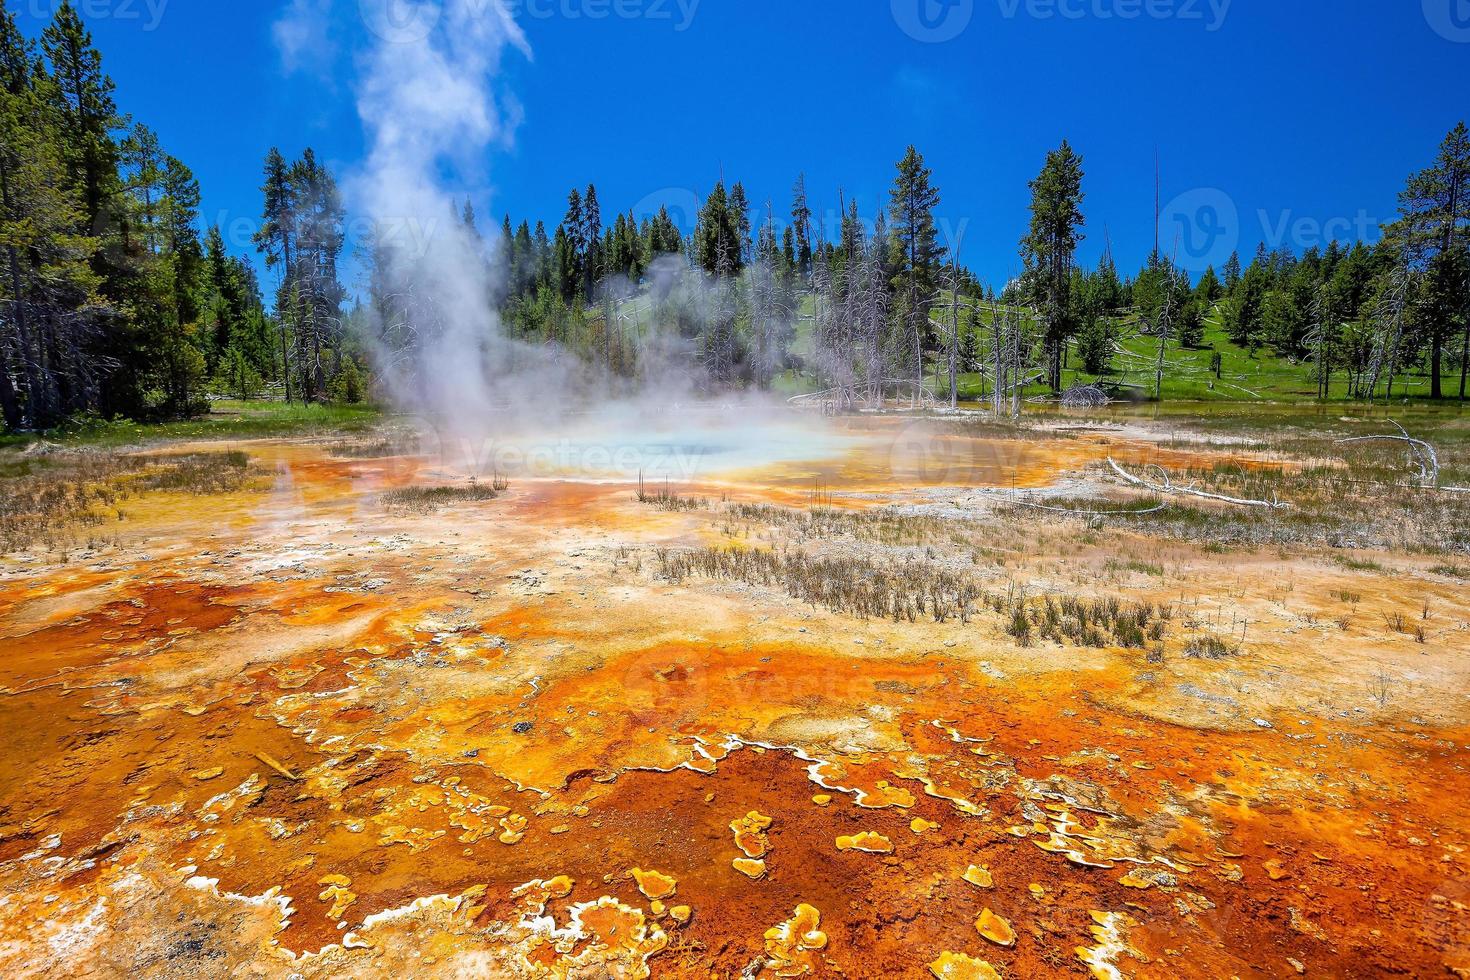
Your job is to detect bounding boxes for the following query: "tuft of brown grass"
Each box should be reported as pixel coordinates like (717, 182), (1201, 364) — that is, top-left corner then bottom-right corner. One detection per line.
(636, 473), (707, 512)
(1184, 634), (1240, 660)
(381, 482), (502, 514)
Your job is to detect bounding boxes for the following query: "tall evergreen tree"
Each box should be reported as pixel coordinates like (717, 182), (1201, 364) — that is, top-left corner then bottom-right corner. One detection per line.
(888, 145), (944, 384)
(1020, 140), (1086, 391)
(1222, 251), (1242, 291)
(40, 1), (117, 234)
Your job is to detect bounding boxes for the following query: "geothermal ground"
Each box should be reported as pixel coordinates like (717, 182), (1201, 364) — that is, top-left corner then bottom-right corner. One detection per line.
(1, 408), (1468, 979)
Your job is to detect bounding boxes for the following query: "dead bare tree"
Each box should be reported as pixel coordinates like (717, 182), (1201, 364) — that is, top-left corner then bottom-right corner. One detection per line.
(1361, 259), (1411, 403)
(938, 231), (968, 409)
(1152, 241), (1182, 402)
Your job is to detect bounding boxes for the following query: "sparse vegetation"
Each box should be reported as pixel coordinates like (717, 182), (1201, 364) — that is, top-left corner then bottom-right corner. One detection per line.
(1184, 635), (1241, 660)
(636, 474), (708, 512)
(327, 433), (422, 458)
(654, 544), (1167, 649)
(0, 450), (259, 553)
(381, 481), (503, 514)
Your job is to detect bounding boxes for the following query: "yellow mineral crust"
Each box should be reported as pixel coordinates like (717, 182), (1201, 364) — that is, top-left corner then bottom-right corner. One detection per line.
(763, 903), (828, 976)
(929, 951), (1002, 980)
(731, 810), (774, 858)
(629, 867), (678, 901)
(836, 832), (894, 854)
(962, 865), (994, 889)
(975, 908), (1016, 947)
(733, 857), (768, 880)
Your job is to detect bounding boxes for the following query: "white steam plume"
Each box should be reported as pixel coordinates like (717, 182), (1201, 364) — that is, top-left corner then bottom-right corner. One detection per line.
(347, 0), (834, 483)
(352, 0), (582, 450)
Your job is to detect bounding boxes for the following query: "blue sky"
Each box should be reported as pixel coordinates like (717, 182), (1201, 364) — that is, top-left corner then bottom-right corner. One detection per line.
(13, 0), (1470, 289)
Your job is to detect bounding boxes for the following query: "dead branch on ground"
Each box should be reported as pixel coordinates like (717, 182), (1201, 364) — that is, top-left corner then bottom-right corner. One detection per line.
(1105, 457), (1293, 509)
(1336, 420), (1469, 493)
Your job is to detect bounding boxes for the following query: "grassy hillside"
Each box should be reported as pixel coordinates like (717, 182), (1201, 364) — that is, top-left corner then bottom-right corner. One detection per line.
(773, 294), (1444, 405)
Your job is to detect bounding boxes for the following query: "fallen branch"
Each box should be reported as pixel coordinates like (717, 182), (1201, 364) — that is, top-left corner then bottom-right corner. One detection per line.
(1336, 420), (1442, 488)
(1105, 458), (1292, 510)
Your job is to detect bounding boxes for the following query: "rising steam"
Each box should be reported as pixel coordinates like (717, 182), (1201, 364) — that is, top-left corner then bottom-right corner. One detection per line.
(347, 0), (842, 482)
(352, 0), (574, 439)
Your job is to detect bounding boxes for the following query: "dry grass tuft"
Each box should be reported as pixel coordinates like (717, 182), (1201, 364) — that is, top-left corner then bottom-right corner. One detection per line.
(381, 481), (504, 514)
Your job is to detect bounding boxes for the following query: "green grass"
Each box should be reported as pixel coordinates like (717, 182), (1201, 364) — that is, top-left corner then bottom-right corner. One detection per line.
(3, 400), (383, 449)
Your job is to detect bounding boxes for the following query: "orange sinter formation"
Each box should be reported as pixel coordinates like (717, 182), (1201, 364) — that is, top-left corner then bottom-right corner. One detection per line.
(1, 413), (1468, 978)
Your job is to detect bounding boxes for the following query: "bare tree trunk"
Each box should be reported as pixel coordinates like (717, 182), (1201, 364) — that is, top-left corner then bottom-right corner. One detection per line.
(1460, 319), (1469, 400)
(279, 312), (293, 404)
(0, 345), (18, 429)
(990, 304), (1005, 417)
(1431, 332), (1444, 399)
(944, 254), (961, 410)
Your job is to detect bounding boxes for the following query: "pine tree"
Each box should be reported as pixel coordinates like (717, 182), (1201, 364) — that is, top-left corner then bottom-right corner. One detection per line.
(563, 189), (584, 297)
(533, 221), (551, 290)
(1076, 314), (1113, 375)
(1226, 258), (1271, 350)
(582, 183), (601, 293)
(729, 182), (752, 267)
(1176, 280), (1206, 349)
(1020, 140), (1086, 392)
(40, 1), (118, 232)
(1222, 251), (1242, 291)
(696, 181), (744, 277)
(1092, 248), (1122, 313)
(553, 224), (576, 301)
(0, 6), (103, 427)
(513, 220), (533, 294)
(1196, 266), (1223, 305)
(888, 146), (944, 386)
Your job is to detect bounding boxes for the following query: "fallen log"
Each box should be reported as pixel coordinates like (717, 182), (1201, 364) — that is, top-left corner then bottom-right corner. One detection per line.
(1105, 458), (1292, 510)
